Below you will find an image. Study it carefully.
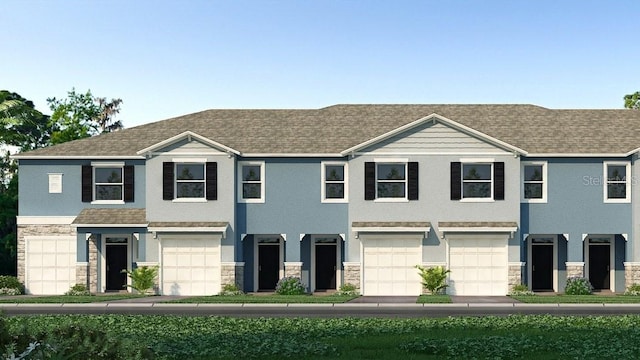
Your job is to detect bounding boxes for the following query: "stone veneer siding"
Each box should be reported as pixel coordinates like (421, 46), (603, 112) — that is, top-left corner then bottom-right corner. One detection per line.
(88, 236), (98, 292)
(566, 263), (585, 279)
(342, 262), (361, 291)
(17, 224), (76, 285)
(624, 262), (640, 290)
(508, 263), (524, 291)
(221, 262), (245, 289)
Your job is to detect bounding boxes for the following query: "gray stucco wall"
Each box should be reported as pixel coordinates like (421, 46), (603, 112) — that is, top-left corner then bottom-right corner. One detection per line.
(18, 159), (146, 216)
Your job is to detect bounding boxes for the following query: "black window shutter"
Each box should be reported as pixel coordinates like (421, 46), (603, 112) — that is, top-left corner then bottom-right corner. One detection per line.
(408, 162), (419, 200)
(494, 162), (505, 200)
(206, 162), (217, 200)
(450, 162), (461, 200)
(364, 162), (376, 200)
(124, 165), (134, 202)
(162, 162), (174, 200)
(81, 165), (92, 202)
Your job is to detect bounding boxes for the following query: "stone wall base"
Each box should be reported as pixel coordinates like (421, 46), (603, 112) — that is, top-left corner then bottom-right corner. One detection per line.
(508, 262), (525, 292)
(565, 262), (585, 279)
(342, 262), (361, 292)
(624, 262), (640, 290)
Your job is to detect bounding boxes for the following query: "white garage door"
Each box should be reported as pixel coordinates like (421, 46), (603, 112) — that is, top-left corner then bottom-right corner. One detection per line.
(25, 236), (76, 295)
(362, 237), (422, 296)
(161, 237), (221, 296)
(448, 237), (508, 295)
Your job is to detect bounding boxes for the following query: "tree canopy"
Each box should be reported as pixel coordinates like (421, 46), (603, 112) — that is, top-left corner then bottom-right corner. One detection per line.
(624, 91), (640, 109)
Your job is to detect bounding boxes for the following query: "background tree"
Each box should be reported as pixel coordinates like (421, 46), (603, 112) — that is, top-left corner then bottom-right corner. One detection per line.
(0, 89), (124, 275)
(47, 89), (124, 144)
(624, 91), (640, 109)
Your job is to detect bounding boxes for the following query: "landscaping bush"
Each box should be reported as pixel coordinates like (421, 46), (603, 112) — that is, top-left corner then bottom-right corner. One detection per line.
(415, 265), (450, 294)
(625, 283), (640, 296)
(65, 283), (91, 296)
(275, 277), (306, 295)
(218, 283), (244, 296)
(122, 266), (158, 295)
(509, 284), (535, 296)
(336, 283), (359, 296)
(0, 275), (24, 295)
(564, 276), (593, 295)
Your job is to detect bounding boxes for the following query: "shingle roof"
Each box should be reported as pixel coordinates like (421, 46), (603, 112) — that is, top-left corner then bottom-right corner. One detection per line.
(438, 222), (518, 228)
(147, 222), (229, 228)
(352, 221), (431, 228)
(17, 104), (640, 157)
(72, 208), (147, 226)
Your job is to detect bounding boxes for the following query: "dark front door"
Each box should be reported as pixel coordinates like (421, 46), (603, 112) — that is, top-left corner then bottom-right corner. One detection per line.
(315, 245), (337, 290)
(106, 245), (128, 291)
(258, 245), (279, 290)
(531, 245), (553, 291)
(589, 245), (610, 290)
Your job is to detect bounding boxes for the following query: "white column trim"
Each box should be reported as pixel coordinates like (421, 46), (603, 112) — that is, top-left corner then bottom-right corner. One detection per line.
(281, 234), (287, 242)
(563, 234), (569, 241)
(339, 233), (346, 241)
(241, 234), (247, 241)
(300, 234), (305, 241)
(522, 233), (529, 242)
(622, 233), (628, 241)
(582, 234), (588, 241)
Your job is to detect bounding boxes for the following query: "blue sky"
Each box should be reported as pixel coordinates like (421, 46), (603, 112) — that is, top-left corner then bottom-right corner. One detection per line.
(3, 1), (639, 127)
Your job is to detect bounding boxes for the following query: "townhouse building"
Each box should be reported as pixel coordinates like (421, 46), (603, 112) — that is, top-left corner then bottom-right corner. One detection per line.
(14, 104), (640, 296)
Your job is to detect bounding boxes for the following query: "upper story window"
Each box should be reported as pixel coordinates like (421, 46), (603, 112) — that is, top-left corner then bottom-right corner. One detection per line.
(239, 162), (265, 203)
(322, 162), (348, 202)
(522, 162), (547, 203)
(176, 163), (205, 198)
(162, 160), (217, 201)
(95, 167), (123, 200)
(364, 160), (418, 201)
(82, 163), (134, 203)
(604, 161), (630, 203)
(450, 160), (504, 201)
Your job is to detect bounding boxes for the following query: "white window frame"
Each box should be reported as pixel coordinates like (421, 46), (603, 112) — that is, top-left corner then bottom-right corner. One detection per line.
(91, 161), (124, 204)
(603, 161), (631, 203)
(173, 158), (207, 202)
(460, 159), (494, 202)
(374, 158), (408, 202)
(521, 161), (547, 203)
(321, 162), (348, 203)
(239, 161), (265, 203)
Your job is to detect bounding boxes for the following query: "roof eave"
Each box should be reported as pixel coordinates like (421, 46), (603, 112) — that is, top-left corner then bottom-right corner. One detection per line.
(136, 131), (241, 156)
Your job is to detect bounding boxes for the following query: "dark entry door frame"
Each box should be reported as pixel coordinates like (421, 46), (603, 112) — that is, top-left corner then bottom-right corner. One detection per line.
(586, 235), (613, 291)
(311, 235), (341, 291)
(527, 235), (557, 292)
(102, 236), (131, 292)
(254, 235), (283, 292)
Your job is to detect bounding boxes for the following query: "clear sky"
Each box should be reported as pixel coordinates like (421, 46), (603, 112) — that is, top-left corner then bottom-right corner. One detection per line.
(3, 1), (639, 128)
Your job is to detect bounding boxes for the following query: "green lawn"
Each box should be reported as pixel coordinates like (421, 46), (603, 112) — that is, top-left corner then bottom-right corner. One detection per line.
(0, 294), (145, 303)
(166, 294), (359, 303)
(416, 295), (452, 303)
(511, 294), (640, 303)
(4, 315), (640, 359)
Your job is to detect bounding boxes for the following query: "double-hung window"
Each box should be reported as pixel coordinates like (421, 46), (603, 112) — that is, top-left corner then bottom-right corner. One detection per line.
(162, 160), (217, 201)
(522, 162), (547, 202)
(450, 160), (504, 201)
(239, 162), (265, 202)
(175, 163), (205, 198)
(82, 162), (134, 203)
(604, 161), (630, 203)
(364, 160), (418, 201)
(322, 162), (347, 202)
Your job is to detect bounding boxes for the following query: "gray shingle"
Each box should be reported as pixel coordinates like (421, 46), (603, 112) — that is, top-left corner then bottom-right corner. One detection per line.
(72, 208), (147, 225)
(17, 105), (640, 157)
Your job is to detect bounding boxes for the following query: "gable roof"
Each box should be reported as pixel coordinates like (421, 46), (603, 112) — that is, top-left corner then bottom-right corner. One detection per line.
(14, 104), (640, 158)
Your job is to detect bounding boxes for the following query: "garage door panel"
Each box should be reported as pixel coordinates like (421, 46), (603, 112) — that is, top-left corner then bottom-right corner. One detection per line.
(25, 236), (76, 295)
(362, 237), (422, 296)
(448, 236), (508, 296)
(161, 237), (221, 296)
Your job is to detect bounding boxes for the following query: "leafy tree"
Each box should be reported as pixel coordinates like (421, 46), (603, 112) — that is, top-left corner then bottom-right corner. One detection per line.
(624, 91), (640, 109)
(47, 89), (124, 144)
(0, 91), (51, 151)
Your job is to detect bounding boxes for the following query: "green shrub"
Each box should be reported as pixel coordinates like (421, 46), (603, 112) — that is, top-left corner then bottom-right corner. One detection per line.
(624, 283), (640, 296)
(0, 314), (153, 359)
(336, 283), (359, 296)
(275, 277), (306, 295)
(509, 284), (535, 296)
(564, 276), (593, 295)
(122, 266), (158, 295)
(415, 265), (450, 295)
(0, 275), (24, 295)
(219, 283), (244, 296)
(65, 283), (91, 296)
